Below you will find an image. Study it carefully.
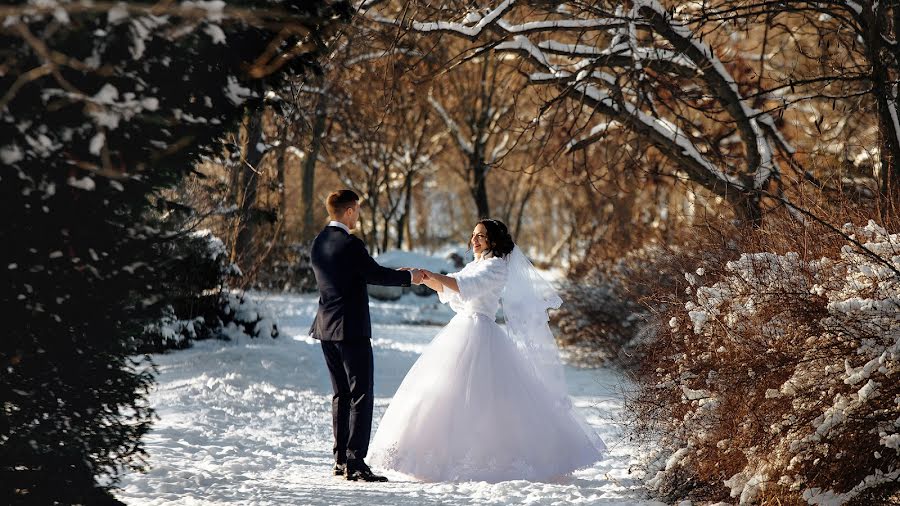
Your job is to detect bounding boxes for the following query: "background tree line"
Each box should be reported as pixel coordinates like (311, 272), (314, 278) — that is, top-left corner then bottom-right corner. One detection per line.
(199, 0), (900, 288)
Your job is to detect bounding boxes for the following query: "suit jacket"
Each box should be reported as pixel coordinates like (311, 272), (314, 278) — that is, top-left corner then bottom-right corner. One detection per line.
(309, 225), (411, 341)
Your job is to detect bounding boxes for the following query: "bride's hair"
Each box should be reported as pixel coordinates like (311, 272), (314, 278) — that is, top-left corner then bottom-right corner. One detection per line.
(470, 218), (515, 258)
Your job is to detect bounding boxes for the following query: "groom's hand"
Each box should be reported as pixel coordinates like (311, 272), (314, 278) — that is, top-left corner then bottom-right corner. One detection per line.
(409, 269), (424, 285)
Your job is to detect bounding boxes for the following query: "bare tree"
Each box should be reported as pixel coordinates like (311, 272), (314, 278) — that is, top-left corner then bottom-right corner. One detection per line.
(298, 78), (330, 240)
(709, 0), (900, 212)
(232, 105), (278, 263)
(428, 51), (520, 218)
(366, 1), (805, 226)
(325, 71), (444, 252)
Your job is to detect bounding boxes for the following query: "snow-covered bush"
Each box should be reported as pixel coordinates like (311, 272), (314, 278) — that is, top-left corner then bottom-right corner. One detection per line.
(635, 221), (900, 505)
(142, 230), (278, 351)
(218, 291), (279, 341)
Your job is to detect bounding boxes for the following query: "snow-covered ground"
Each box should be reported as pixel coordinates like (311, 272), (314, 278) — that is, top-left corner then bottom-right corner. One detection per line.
(115, 292), (661, 505)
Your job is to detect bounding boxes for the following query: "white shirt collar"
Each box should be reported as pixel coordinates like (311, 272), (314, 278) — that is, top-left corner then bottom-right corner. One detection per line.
(327, 220), (350, 233)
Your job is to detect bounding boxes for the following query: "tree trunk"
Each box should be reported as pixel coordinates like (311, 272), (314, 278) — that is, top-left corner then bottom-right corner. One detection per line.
(513, 180), (537, 239)
(275, 125), (288, 226)
(235, 107), (265, 262)
(396, 172), (414, 249)
(301, 90), (328, 240)
(471, 58), (493, 220)
(381, 214), (391, 253)
(228, 146), (242, 208)
(876, 98), (899, 200)
(413, 184), (429, 251)
(357, 209), (370, 247)
(874, 85), (900, 216)
(471, 156), (490, 218)
(891, 2), (900, 206)
(864, 4), (900, 217)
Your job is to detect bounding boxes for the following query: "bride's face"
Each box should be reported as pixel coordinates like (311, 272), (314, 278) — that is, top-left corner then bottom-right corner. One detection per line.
(471, 223), (489, 255)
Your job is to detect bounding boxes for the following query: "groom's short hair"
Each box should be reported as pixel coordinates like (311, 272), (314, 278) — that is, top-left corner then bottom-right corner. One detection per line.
(326, 189), (359, 218)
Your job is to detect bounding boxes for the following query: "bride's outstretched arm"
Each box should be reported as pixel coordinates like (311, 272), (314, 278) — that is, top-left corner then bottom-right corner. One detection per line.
(421, 276), (443, 292)
(422, 271), (460, 293)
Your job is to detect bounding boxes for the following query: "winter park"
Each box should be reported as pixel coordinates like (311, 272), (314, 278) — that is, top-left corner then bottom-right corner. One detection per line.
(3, 1), (900, 505)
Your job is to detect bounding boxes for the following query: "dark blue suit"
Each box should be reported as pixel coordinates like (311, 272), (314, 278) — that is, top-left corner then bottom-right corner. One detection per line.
(309, 225), (411, 463)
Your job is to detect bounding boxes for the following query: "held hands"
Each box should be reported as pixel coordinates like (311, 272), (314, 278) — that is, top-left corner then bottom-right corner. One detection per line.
(398, 267), (426, 285)
(398, 268), (435, 286)
(420, 270), (444, 293)
(418, 270), (441, 292)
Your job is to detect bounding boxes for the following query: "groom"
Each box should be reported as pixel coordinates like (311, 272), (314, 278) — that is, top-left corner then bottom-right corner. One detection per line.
(309, 189), (423, 482)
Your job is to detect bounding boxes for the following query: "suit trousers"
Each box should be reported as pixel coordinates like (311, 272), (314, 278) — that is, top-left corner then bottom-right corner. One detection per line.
(320, 340), (374, 463)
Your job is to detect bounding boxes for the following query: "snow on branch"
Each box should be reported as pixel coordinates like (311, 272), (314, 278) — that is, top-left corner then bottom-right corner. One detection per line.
(369, 0), (515, 39)
(567, 121), (621, 151)
(427, 96), (474, 156)
(492, 33), (744, 192)
(366, 0), (800, 217)
(636, 0), (771, 182)
(503, 18), (629, 34)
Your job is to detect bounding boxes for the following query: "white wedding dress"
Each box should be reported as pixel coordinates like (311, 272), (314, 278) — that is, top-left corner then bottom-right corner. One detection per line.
(368, 251), (605, 482)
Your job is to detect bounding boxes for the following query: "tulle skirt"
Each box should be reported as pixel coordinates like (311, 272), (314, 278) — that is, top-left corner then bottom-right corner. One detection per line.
(368, 313), (605, 482)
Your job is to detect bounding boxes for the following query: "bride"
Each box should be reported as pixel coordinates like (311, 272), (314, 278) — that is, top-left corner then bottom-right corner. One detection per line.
(368, 219), (605, 482)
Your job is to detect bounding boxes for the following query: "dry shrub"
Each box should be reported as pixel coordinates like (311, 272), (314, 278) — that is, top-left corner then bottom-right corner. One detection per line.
(554, 219), (738, 367)
(248, 241), (317, 293)
(632, 218), (900, 505)
(554, 245), (685, 366)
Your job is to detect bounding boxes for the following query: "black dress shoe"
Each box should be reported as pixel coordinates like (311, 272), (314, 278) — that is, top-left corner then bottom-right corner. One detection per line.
(345, 459), (388, 482)
(333, 462), (346, 476)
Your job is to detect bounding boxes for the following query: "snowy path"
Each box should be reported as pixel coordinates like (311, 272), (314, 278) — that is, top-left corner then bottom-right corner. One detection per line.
(115, 293), (661, 505)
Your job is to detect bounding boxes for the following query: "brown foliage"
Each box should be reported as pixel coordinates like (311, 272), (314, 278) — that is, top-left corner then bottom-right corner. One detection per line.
(627, 200), (900, 505)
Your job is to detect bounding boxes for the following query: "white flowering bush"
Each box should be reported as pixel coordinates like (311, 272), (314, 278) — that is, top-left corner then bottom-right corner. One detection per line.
(636, 221), (900, 505)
